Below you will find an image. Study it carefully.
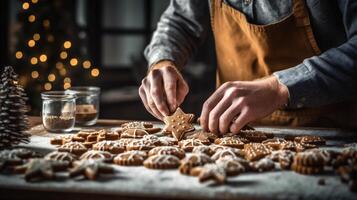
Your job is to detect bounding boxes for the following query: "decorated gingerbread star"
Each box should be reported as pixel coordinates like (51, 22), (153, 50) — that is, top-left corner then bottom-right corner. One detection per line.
(15, 158), (69, 182)
(194, 164), (226, 184)
(69, 159), (114, 180)
(0, 149), (41, 172)
(0, 150), (23, 171)
(163, 107), (195, 140)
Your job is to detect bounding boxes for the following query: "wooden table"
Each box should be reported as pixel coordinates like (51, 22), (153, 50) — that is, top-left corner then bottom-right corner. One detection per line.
(0, 117), (357, 200)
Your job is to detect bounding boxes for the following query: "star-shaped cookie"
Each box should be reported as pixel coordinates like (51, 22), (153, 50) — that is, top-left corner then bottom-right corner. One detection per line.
(69, 159), (114, 180)
(163, 107), (195, 140)
(0, 150), (23, 171)
(192, 164), (226, 184)
(0, 148), (42, 171)
(15, 158), (69, 182)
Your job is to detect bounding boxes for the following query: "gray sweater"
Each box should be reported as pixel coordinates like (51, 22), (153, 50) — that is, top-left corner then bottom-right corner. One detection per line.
(144, 0), (357, 109)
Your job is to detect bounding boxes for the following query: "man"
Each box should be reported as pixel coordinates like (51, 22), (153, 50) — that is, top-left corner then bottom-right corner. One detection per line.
(139, 0), (357, 134)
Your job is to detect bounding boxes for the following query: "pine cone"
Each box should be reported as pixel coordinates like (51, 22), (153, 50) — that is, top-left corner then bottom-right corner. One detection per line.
(0, 66), (30, 149)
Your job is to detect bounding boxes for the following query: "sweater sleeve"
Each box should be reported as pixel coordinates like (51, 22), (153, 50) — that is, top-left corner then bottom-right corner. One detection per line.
(274, 0), (357, 108)
(144, 0), (210, 69)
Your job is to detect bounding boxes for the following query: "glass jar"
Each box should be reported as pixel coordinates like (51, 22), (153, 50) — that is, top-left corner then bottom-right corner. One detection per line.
(66, 86), (100, 126)
(41, 91), (76, 133)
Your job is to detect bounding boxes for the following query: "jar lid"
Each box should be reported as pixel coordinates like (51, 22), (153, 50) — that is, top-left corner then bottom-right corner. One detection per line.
(41, 91), (76, 100)
(66, 86), (100, 97)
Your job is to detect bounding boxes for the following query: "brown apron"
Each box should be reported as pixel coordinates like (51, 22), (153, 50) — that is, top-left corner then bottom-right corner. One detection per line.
(211, 0), (357, 127)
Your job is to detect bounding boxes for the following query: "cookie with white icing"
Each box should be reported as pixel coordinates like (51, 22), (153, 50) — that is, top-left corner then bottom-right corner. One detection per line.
(44, 151), (77, 164)
(214, 136), (246, 149)
(178, 139), (205, 152)
(121, 129), (149, 139)
(144, 154), (181, 169)
(79, 150), (113, 162)
(179, 153), (213, 175)
(93, 140), (126, 154)
(58, 142), (87, 156)
(244, 143), (272, 161)
(148, 146), (185, 159)
(113, 150), (147, 166)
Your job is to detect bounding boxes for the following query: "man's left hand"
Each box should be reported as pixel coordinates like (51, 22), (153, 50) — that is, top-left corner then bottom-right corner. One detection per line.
(200, 76), (289, 134)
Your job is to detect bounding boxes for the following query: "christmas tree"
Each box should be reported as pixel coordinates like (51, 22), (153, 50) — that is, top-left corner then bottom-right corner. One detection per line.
(13, 0), (99, 114)
(0, 66), (30, 150)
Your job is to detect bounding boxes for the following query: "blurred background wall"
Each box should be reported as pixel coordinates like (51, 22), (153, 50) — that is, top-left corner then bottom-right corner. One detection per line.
(0, 0), (216, 121)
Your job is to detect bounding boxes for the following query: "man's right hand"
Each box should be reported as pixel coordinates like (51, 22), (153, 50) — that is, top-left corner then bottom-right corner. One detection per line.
(139, 62), (189, 120)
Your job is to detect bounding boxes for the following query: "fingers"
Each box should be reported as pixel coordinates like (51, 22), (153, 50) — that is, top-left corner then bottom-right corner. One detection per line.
(139, 66), (189, 120)
(139, 79), (163, 120)
(208, 91), (236, 134)
(177, 79), (189, 106)
(149, 70), (170, 116)
(139, 85), (160, 119)
(200, 82), (235, 132)
(218, 99), (242, 134)
(162, 68), (178, 112)
(230, 107), (251, 134)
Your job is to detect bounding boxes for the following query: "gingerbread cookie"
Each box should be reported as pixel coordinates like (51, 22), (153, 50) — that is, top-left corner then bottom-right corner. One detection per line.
(295, 135), (325, 146)
(179, 153), (213, 175)
(58, 141), (87, 156)
(50, 134), (85, 145)
(126, 139), (157, 151)
(86, 130), (102, 142)
(97, 130), (120, 141)
(268, 150), (295, 170)
(76, 130), (95, 140)
(63, 134), (86, 143)
(82, 141), (97, 149)
(0, 150), (22, 171)
(44, 151), (77, 164)
(185, 130), (217, 144)
(291, 150), (326, 175)
(291, 163), (323, 174)
(178, 139), (205, 152)
(0, 148), (38, 171)
(279, 141), (297, 151)
(216, 157), (246, 176)
(191, 164), (226, 184)
(214, 136), (246, 149)
(158, 136), (178, 146)
(70, 159), (114, 180)
(50, 136), (65, 145)
(15, 158), (69, 182)
(244, 143), (272, 161)
(262, 138), (286, 150)
(251, 157), (275, 172)
(307, 149), (335, 165)
(114, 150), (147, 166)
(148, 146), (185, 159)
(121, 121), (153, 129)
(341, 146), (357, 159)
(192, 146), (215, 156)
(211, 148), (244, 161)
(144, 154), (181, 169)
(79, 150), (113, 162)
(121, 129), (149, 139)
(239, 130), (273, 143)
(209, 144), (228, 154)
(142, 135), (163, 146)
(163, 108), (195, 140)
(293, 150), (325, 166)
(93, 140), (126, 154)
(117, 138), (138, 147)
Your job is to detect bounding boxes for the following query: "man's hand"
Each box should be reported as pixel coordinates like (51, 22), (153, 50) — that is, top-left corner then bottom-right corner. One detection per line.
(139, 62), (189, 120)
(200, 76), (289, 134)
